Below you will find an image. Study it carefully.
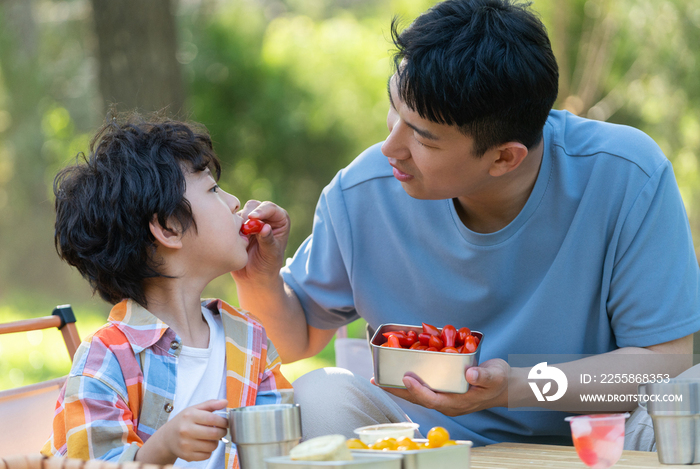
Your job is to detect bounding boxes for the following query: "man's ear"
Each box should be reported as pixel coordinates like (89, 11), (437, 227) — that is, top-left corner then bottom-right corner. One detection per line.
(149, 215), (183, 249)
(488, 142), (529, 177)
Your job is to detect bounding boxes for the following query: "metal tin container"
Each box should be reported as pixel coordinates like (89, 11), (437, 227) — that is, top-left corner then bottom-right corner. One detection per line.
(265, 453), (403, 468)
(370, 323), (483, 393)
(638, 379), (700, 464)
(352, 439), (472, 469)
(228, 404), (303, 469)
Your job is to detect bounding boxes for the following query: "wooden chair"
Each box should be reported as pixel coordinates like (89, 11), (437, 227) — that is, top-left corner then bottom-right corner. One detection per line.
(0, 306), (81, 457)
(0, 305), (80, 361)
(0, 453), (181, 469)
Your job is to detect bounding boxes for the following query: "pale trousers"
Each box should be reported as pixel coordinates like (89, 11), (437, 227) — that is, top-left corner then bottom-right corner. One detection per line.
(293, 367), (657, 451)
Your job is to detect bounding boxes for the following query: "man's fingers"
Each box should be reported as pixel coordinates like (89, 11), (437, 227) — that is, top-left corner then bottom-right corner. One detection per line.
(256, 223), (275, 242)
(371, 378), (415, 401)
(239, 200), (262, 219)
(249, 201), (289, 225)
(466, 366), (489, 387)
(403, 375), (441, 408)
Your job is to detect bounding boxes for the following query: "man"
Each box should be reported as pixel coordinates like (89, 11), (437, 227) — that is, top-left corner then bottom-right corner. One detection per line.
(233, 0), (700, 447)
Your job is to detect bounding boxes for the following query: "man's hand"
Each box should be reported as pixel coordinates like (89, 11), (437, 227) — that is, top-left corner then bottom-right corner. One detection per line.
(136, 399), (228, 464)
(374, 358), (510, 417)
(232, 200), (332, 363)
(374, 335), (694, 416)
(233, 200), (291, 285)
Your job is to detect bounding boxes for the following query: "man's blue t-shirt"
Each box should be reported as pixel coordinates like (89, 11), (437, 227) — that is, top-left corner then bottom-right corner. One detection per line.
(281, 110), (700, 445)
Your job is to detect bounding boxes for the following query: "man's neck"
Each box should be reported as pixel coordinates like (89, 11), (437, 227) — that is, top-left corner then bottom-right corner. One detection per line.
(454, 139), (544, 234)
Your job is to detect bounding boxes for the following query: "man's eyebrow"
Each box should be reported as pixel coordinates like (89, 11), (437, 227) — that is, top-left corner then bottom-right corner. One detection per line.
(405, 120), (439, 141)
(386, 77), (440, 142)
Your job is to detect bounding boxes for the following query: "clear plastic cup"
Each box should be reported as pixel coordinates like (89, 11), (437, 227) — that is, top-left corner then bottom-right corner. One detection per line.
(565, 413), (629, 469)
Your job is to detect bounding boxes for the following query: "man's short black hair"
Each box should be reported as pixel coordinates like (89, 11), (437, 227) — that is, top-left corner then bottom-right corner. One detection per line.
(391, 0), (559, 155)
(54, 113), (222, 306)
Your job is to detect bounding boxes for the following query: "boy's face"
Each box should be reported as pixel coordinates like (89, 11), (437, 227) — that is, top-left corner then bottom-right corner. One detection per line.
(179, 167), (248, 275)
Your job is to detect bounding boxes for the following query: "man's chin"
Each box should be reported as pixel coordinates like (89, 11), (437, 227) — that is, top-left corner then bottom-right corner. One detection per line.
(399, 181), (447, 201)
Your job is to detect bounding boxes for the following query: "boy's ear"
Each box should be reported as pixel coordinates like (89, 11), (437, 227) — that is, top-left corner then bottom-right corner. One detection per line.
(149, 215), (183, 249)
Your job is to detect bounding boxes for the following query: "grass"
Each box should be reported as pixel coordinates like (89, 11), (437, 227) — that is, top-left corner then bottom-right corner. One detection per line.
(0, 293), (366, 390)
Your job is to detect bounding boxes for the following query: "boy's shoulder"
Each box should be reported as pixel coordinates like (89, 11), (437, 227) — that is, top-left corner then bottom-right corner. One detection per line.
(72, 300), (166, 379)
(204, 299), (274, 353)
(204, 298), (264, 328)
(76, 321), (132, 364)
(68, 321), (139, 396)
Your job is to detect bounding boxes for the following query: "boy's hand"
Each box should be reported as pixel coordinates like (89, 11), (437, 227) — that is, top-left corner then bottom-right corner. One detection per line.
(136, 399), (228, 464)
(233, 200), (291, 285)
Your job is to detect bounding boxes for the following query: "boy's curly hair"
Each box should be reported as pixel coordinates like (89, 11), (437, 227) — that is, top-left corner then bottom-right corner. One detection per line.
(54, 112), (222, 306)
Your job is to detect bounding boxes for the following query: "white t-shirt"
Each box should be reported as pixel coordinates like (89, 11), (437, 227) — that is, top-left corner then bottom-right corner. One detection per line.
(169, 305), (227, 469)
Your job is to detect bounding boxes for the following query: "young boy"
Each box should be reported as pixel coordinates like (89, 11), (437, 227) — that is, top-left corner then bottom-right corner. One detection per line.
(41, 114), (294, 469)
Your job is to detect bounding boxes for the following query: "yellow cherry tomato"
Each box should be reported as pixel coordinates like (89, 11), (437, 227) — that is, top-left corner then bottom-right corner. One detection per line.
(369, 437), (398, 451)
(346, 438), (369, 449)
(441, 440), (457, 446)
(396, 437), (419, 450)
(417, 442), (432, 450)
(427, 426), (450, 448)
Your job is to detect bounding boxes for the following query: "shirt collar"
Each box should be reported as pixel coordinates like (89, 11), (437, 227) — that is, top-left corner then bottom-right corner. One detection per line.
(107, 298), (226, 354)
(108, 299), (174, 354)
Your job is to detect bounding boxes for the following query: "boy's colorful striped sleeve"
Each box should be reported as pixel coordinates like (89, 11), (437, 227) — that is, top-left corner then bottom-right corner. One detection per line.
(41, 372), (144, 461)
(255, 332), (294, 406)
(41, 323), (147, 462)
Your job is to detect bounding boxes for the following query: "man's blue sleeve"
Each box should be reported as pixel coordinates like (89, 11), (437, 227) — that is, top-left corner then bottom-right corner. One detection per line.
(609, 159), (700, 347)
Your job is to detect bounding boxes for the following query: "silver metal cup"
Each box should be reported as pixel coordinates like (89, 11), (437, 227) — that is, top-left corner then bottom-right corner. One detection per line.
(228, 403), (302, 469)
(639, 379), (700, 464)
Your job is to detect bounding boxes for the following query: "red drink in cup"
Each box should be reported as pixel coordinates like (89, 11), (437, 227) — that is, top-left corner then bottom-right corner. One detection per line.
(565, 413), (629, 468)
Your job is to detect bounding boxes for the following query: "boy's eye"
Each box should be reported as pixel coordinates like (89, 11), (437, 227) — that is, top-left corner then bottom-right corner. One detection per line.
(210, 184), (220, 193)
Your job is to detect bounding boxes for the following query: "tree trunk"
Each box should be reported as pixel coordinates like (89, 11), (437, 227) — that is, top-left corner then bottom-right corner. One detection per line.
(90, 0), (185, 115)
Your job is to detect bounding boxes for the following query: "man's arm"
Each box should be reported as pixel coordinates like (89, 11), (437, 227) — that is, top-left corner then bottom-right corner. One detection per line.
(238, 275), (337, 363)
(379, 334), (694, 416)
(507, 334), (694, 412)
(232, 200), (337, 363)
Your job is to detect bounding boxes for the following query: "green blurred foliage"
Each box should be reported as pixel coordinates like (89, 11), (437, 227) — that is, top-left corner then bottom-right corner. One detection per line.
(0, 297), (106, 390)
(180, 0), (423, 255)
(1, 0), (700, 388)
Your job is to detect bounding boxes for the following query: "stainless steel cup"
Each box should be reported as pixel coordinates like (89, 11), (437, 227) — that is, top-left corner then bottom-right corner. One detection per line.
(639, 379), (700, 464)
(228, 403), (302, 469)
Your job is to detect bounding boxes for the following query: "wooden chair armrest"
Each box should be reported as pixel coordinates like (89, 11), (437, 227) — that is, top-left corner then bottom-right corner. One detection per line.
(0, 317), (62, 335)
(0, 311), (81, 361)
(0, 455), (184, 469)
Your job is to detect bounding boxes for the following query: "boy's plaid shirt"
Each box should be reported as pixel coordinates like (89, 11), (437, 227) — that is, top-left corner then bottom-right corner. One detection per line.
(41, 298), (294, 469)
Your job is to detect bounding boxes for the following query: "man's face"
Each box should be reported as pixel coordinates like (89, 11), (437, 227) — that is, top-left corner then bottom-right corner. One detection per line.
(381, 74), (496, 201)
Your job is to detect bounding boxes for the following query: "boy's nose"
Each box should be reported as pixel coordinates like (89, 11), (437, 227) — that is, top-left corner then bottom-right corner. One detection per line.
(226, 192), (240, 213)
